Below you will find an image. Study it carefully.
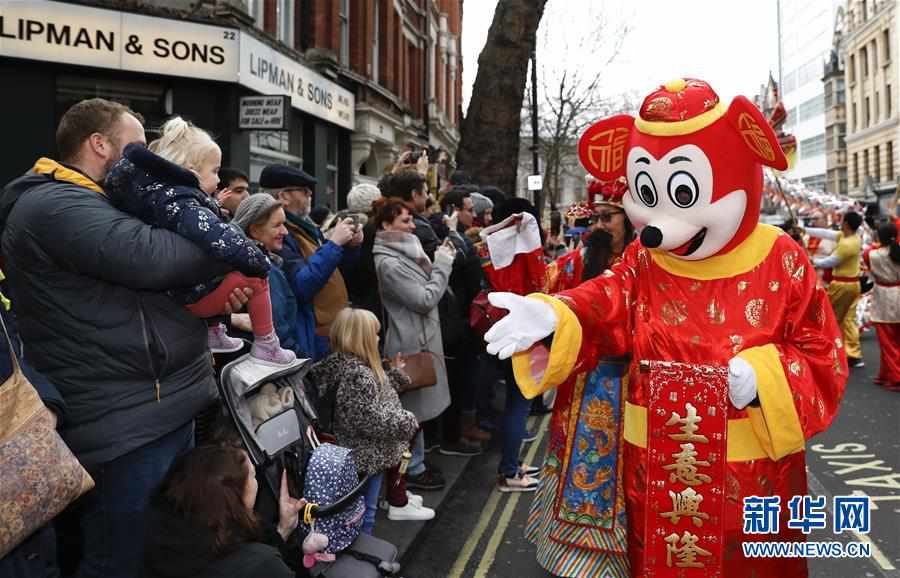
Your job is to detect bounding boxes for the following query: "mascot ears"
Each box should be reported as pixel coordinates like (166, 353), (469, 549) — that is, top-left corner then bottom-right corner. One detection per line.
(724, 96), (789, 171)
(578, 96), (789, 178)
(578, 115), (635, 181)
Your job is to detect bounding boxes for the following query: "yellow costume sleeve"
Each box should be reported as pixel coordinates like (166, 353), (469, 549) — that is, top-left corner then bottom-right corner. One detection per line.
(737, 344), (805, 460)
(511, 294), (582, 399)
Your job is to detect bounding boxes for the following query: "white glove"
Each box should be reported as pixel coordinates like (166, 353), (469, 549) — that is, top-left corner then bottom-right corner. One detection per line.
(484, 292), (557, 360)
(728, 357), (758, 410)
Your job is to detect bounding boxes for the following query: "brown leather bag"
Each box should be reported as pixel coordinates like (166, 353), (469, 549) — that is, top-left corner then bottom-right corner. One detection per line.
(0, 313), (94, 557)
(378, 281), (440, 393)
(399, 351), (438, 392)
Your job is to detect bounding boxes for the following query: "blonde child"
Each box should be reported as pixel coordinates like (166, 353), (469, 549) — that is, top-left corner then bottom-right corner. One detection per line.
(309, 308), (430, 534)
(105, 117), (295, 366)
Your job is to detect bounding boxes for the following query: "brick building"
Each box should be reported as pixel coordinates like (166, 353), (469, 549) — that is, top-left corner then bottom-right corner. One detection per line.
(242, 0), (464, 189)
(0, 0), (463, 207)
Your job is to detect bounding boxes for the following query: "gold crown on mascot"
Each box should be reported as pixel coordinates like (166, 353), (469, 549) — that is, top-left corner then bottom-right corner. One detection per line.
(578, 78), (788, 260)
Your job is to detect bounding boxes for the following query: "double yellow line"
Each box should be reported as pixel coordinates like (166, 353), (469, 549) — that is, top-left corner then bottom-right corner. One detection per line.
(447, 414), (551, 578)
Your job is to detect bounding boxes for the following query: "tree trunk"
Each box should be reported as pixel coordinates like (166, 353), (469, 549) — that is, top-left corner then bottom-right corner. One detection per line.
(457, 0), (548, 198)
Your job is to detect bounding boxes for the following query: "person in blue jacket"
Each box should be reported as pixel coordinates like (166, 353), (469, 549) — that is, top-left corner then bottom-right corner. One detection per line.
(232, 194), (302, 358)
(260, 165), (362, 361)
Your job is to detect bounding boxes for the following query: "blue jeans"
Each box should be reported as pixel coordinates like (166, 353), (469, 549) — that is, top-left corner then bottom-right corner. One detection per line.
(408, 430), (425, 477)
(75, 421), (195, 578)
(499, 363), (531, 478)
(361, 473), (384, 535)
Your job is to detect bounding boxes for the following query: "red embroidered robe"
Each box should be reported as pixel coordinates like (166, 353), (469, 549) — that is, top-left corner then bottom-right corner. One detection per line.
(513, 224), (847, 578)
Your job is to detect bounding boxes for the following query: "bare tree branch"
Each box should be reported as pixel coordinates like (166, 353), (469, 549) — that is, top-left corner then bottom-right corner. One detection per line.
(529, 0), (632, 214)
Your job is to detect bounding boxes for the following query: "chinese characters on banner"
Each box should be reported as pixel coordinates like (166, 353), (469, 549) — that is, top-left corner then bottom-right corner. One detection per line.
(643, 361), (729, 577)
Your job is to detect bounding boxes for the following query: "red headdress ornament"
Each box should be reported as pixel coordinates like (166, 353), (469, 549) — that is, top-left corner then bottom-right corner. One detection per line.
(588, 176), (628, 208)
(565, 201), (592, 221)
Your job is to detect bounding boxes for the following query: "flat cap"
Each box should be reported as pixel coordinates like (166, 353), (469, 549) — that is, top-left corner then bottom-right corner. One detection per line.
(259, 164), (317, 190)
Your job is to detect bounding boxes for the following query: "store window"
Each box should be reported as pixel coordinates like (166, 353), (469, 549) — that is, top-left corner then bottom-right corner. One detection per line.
(56, 74), (167, 135)
(277, 0), (294, 47)
(800, 133), (825, 159)
(325, 128), (339, 209)
(887, 142), (894, 181)
(884, 29), (891, 62)
(247, 0), (264, 29)
(339, 0), (350, 67)
(372, 0), (380, 83)
(874, 145), (880, 181)
(249, 130), (302, 190)
(798, 95), (824, 122)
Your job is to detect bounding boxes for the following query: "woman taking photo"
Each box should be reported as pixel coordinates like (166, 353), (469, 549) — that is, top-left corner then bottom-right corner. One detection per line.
(141, 445), (303, 578)
(310, 307), (433, 533)
(373, 199), (455, 491)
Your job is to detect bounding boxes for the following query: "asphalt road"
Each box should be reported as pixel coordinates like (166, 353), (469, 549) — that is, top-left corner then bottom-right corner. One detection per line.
(402, 331), (899, 578)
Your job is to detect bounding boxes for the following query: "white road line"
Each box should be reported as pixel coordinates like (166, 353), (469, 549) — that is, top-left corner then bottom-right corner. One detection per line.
(473, 415), (550, 578)
(806, 468), (897, 574)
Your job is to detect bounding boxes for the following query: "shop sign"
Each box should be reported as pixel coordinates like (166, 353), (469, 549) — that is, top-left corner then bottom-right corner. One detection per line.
(239, 34), (354, 131)
(0, 0), (239, 81)
(239, 95), (289, 130)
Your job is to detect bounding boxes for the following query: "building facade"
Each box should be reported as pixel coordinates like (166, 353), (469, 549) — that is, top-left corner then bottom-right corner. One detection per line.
(340, 0), (463, 189)
(778, 0), (845, 191)
(840, 0), (897, 207)
(823, 14), (849, 197)
(0, 0), (463, 208)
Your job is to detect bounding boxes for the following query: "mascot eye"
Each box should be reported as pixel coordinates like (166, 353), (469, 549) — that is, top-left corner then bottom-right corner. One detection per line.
(634, 172), (657, 207)
(667, 171), (699, 208)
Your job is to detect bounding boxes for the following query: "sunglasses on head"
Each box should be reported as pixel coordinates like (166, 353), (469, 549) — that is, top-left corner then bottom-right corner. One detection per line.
(594, 210), (623, 223)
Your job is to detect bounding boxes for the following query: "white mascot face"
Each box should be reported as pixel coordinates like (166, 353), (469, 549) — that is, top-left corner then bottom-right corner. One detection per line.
(623, 144), (747, 261)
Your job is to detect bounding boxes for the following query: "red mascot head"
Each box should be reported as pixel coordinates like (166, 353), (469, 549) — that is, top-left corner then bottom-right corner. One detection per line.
(578, 78), (788, 260)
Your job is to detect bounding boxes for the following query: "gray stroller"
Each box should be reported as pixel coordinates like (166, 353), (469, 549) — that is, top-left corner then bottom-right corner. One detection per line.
(217, 354), (403, 577)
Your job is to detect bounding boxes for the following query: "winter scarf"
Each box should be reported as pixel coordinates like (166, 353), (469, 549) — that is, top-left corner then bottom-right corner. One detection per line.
(374, 231), (432, 275)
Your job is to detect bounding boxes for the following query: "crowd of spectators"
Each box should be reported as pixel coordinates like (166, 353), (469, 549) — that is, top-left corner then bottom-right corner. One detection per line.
(0, 98), (546, 578)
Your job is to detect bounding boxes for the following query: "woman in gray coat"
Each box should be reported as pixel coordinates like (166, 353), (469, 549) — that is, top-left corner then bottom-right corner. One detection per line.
(373, 199), (455, 491)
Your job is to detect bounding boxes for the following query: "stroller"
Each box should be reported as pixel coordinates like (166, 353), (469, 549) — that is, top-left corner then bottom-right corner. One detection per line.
(218, 354), (402, 577)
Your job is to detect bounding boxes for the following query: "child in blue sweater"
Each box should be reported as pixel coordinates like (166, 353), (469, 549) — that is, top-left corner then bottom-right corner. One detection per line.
(106, 117), (295, 366)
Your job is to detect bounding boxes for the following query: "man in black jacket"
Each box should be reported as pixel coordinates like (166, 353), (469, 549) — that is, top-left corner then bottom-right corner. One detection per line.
(0, 99), (247, 578)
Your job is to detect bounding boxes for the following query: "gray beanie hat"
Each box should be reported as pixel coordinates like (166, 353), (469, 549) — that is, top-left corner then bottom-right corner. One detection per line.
(346, 183), (382, 215)
(470, 192), (494, 219)
(232, 193), (281, 233)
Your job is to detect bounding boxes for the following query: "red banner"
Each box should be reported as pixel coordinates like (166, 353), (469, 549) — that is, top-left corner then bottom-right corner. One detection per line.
(642, 361), (729, 578)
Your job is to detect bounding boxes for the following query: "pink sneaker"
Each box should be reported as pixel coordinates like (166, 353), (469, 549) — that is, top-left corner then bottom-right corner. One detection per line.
(250, 332), (297, 366)
(208, 323), (244, 353)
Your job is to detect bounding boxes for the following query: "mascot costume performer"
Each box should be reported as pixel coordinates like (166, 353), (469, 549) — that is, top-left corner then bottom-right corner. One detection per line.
(485, 78), (847, 578)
